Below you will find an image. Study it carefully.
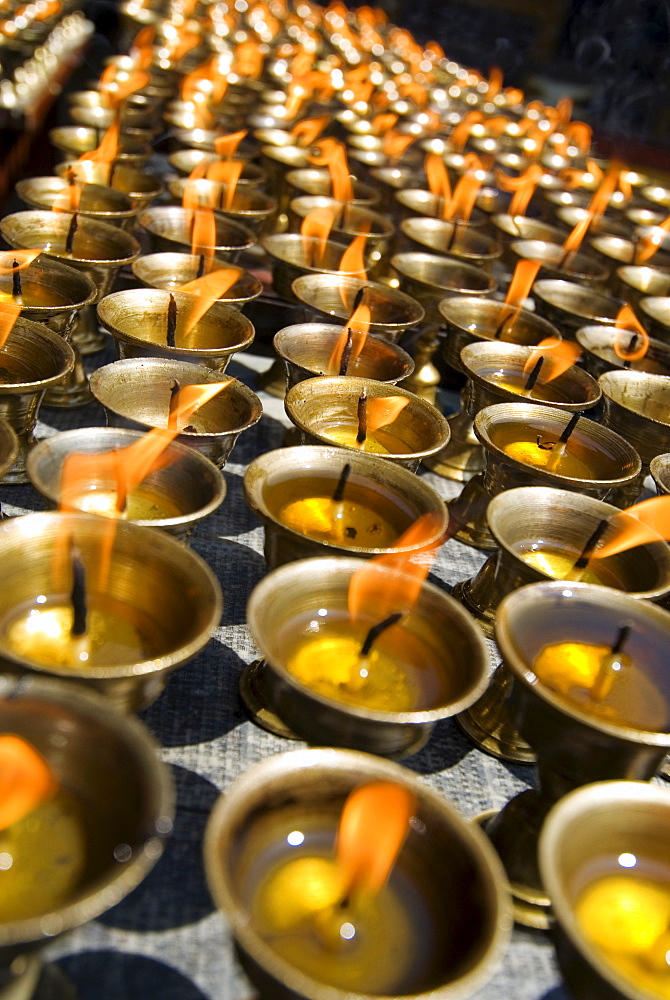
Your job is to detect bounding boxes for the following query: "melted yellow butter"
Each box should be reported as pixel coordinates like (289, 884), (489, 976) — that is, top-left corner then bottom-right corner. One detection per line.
(0, 788), (86, 922)
(503, 439), (593, 478)
(287, 634), (417, 711)
(279, 497), (400, 549)
(576, 874), (670, 998)
(4, 601), (148, 670)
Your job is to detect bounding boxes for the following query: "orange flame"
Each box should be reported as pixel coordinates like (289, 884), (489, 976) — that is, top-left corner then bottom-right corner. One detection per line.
(214, 130), (247, 160)
(100, 69), (149, 108)
(76, 121), (120, 186)
(425, 153), (452, 206)
(561, 164), (621, 256)
(301, 207), (338, 266)
(167, 380), (233, 431)
(207, 160), (244, 210)
(59, 428), (180, 519)
(327, 298), (371, 374)
(289, 50), (314, 78)
(444, 164), (484, 223)
(0, 302), (21, 349)
(308, 139), (354, 204)
(371, 112), (398, 135)
(177, 267), (241, 300)
(0, 735), (56, 832)
(496, 164), (543, 217)
(636, 213), (670, 264)
(51, 173), (81, 214)
(0, 249), (42, 273)
(232, 39), (264, 79)
(348, 512), (445, 620)
(366, 396), (409, 433)
(505, 259), (542, 308)
(613, 305), (650, 362)
(522, 337), (581, 383)
(190, 207), (216, 264)
(449, 112), (483, 154)
(382, 131), (415, 161)
(590, 496), (670, 560)
(129, 25), (155, 70)
(290, 115), (329, 148)
(487, 66), (503, 98)
(338, 227), (369, 281)
(336, 782), (415, 896)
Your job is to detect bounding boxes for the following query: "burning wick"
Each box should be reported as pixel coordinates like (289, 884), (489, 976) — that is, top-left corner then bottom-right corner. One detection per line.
(11, 260), (21, 299)
(590, 623), (632, 702)
(360, 612), (404, 657)
(69, 548), (88, 638)
(338, 329), (354, 376)
(167, 379), (181, 430)
(331, 463), (351, 504)
(166, 293), (178, 348)
(445, 222), (458, 253)
(523, 356), (543, 393)
(537, 411), (582, 468)
(622, 332), (638, 369)
(65, 213), (78, 256)
(356, 389), (368, 445)
(493, 310), (513, 339)
(572, 518), (609, 571)
(196, 254), (206, 279)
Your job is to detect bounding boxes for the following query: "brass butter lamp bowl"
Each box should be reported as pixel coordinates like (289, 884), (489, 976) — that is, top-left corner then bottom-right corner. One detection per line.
(131, 252), (263, 309)
(446, 402), (642, 550)
(89, 357), (263, 470)
(291, 274), (424, 343)
(0, 673), (174, 999)
(204, 747), (512, 1000)
(243, 444), (447, 569)
(243, 557), (490, 757)
(0, 511), (223, 712)
(539, 781), (670, 1000)
(599, 369), (670, 479)
(284, 375), (450, 472)
(480, 580), (670, 929)
(97, 288), (255, 371)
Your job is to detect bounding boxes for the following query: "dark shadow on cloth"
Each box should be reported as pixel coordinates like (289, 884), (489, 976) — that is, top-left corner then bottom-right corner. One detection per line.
(141, 642), (249, 746)
(404, 718), (473, 775)
(56, 951), (210, 1000)
(203, 469), (261, 538)
(190, 537), (267, 628)
(98, 764), (218, 931)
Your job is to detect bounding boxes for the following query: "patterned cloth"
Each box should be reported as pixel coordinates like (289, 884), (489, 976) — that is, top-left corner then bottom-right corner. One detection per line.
(0, 334), (569, 1000)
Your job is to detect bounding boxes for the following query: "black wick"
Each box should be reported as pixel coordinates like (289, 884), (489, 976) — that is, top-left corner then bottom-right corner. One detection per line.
(360, 612), (404, 657)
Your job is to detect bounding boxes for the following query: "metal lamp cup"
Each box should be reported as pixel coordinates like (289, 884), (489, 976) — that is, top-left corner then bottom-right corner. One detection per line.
(131, 252), (262, 309)
(26, 427), (226, 544)
(454, 484), (670, 640)
(261, 233), (374, 303)
(89, 357), (262, 469)
(481, 581), (670, 928)
(0, 674), (174, 987)
(244, 557), (490, 757)
(138, 206), (256, 260)
(576, 324), (670, 379)
(539, 781), (670, 1000)
(273, 322), (414, 391)
(243, 444), (447, 568)
(0, 208), (140, 366)
(599, 369), (670, 478)
(532, 279), (624, 337)
(16, 176), (139, 231)
(400, 217), (503, 272)
(0, 318), (75, 482)
(204, 747), (511, 1000)
(96, 288), (255, 370)
(291, 274), (424, 343)
(446, 402), (643, 550)
(0, 511), (222, 712)
(284, 375), (450, 472)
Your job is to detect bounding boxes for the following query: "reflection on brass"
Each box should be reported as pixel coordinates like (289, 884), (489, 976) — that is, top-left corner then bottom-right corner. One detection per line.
(600, 369), (670, 476)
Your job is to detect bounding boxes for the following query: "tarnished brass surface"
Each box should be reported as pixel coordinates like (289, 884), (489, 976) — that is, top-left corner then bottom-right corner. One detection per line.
(532, 279), (623, 336)
(391, 252), (497, 326)
(132, 252), (262, 308)
(509, 239), (608, 287)
(205, 747), (511, 1000)
(0, 511), (222, 711)
(291, 273), (424, 342)
(400, 217), (502, 270)
(600, 368), (670, 473)
(89, 357), (262, 469)
(262, 234), (372, 302)
(26, 427), (226, 543)
(577, 324), (670, 378)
